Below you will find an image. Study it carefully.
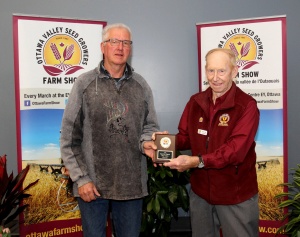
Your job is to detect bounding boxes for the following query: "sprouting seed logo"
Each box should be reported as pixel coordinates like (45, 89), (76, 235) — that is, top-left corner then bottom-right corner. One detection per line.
(36, 27), (89, 76)
(219, 28), (264, 70)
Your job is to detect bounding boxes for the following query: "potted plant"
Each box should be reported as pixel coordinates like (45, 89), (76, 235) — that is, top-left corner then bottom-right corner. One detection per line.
(140, 157), (190, 237)
(0, 154), (39, 236)
(275, 164), (300, 236)
(0, 226), (10, 237)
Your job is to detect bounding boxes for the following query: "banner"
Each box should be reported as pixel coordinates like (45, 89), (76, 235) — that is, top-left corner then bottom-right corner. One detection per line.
(13, 14), (106, 237)
(196, 16), (287, 236)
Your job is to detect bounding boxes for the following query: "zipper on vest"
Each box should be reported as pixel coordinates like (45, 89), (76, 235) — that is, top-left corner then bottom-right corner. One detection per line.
(235, 165), (239, 174)
(206, 137), (209, 150)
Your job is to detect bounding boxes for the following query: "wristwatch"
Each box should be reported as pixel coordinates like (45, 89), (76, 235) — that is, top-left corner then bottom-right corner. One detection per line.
(197, 155), (205, 168)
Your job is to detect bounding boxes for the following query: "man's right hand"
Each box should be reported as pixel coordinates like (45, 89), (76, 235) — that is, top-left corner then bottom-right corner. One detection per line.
(78, 182), (101, 202)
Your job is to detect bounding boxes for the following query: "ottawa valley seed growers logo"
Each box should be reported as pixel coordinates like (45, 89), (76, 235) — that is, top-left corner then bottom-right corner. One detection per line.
(36, 27), (89, 77)
(219, 27), (264, 70)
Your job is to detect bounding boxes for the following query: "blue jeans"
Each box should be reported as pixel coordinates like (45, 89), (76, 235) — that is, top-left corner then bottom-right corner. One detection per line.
(77, 197), (143, 237)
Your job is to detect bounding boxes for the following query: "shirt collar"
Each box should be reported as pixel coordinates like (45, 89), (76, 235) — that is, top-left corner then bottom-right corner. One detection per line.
(100, 61), (129, 81)
(209, 84), (233, 104)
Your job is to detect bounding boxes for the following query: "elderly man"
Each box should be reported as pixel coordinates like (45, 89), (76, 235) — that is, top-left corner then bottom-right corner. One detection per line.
(60, 23), (159, 237)
(164, 48), (260, 237)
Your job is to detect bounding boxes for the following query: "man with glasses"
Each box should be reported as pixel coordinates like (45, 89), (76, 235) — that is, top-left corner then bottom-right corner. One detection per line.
(60, 23), (159, 237)
(163, 48), (260, 237)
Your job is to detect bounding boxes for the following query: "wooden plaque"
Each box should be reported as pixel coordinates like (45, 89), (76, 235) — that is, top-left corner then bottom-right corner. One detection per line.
(154, 134), (176, 163)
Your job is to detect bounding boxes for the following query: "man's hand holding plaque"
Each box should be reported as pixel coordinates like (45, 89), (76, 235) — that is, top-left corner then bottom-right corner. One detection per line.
(153, 134), (176, 163)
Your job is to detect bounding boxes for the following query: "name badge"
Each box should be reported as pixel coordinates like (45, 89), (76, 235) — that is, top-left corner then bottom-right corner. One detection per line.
(198, 129), (207, 135)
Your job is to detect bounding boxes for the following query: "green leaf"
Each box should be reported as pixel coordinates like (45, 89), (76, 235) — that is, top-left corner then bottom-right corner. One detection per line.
(157, 194), (169, 209)
(4, 204), (29, 225)
(294, 179), (300, 187)
(287, 216), (300, 226)
(157, 191), (168, 195)
(165, 169), (173, 178)
(147, 198), (153, 212)
(153, 196), (160, 214)
(278, 199), (297, 208)
(2, 232), (11, 237)
(168, 190), (178, 204)
(178, 185), (189, 211)
(164, 211), (172, 222)
(147, 213), (154, 225)
(140, 213), (147, 232)
(292, 202), (300, 209)
(159, 170), (166, 179)
(275, 192), (291, 198)
(158, 208), (166, 220)
(276, 164), (300, 237)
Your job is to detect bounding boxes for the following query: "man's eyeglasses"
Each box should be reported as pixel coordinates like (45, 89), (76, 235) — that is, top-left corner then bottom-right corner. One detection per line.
(103, 38), (133, 48)
(206, 69), (227, 77)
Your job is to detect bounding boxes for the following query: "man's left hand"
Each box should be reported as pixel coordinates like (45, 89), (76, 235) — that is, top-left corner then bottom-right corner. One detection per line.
(163, 155), (198, 172)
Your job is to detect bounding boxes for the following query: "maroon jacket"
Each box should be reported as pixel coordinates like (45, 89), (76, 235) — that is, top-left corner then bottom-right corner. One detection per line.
(176, 83), (259, 205)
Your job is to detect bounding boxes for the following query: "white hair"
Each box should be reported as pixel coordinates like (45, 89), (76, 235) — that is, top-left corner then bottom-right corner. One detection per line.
(102, 23), (132, 41)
